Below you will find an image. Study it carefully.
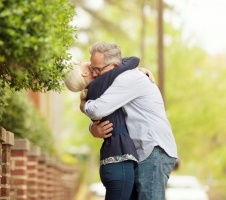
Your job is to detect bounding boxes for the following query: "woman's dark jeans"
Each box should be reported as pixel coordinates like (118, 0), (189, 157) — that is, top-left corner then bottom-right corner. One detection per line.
(100, 161), (135, 200)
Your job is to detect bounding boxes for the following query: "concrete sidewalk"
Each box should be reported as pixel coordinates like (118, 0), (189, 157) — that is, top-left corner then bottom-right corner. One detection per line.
(75, 183), (104, 200)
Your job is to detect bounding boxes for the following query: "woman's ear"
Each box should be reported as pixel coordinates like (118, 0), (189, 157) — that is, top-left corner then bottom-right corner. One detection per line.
(112, 62), (119, 67)
(82, 71), (90, 77)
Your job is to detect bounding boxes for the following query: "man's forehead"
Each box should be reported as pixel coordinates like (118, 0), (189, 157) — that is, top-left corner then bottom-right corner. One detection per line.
(91, 52), (105, 63)
(92, 51), (104, 57)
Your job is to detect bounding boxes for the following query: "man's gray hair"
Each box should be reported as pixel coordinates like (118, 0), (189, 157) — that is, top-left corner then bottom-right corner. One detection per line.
(89, 42), (122, 64)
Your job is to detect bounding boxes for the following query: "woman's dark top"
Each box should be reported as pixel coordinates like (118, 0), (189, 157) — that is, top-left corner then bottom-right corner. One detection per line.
(86, 57), (139, 165)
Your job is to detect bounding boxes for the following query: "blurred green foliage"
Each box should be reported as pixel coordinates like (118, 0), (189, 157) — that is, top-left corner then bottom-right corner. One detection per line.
(1, 91), (55, 154)
(0, 80), (9, 121)
(61, 91), (103, 157)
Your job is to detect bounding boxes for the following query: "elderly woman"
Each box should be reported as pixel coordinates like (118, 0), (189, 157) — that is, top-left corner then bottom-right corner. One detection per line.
(64, 56), (139, 200)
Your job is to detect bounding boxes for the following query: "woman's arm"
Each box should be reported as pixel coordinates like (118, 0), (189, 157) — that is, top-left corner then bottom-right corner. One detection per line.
(110, 56), (140, 78)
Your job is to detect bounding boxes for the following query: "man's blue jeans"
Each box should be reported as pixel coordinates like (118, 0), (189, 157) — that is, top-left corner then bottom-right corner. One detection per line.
(132, 146), (176, 200)
(100, 161), (135, 200)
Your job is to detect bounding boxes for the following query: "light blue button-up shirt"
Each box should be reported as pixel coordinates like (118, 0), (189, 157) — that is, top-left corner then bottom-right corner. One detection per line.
(85, 68), (178, 161)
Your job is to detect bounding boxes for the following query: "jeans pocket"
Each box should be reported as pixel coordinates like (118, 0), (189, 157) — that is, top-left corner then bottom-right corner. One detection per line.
(100, 165), (113, 185)
(163, 156), (177, 179)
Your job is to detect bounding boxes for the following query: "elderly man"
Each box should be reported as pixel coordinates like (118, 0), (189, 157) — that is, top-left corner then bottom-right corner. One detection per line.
(82, 42), (178, 200)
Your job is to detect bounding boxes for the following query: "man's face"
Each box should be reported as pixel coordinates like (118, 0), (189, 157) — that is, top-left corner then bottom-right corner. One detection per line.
(90, 52), (113, 78)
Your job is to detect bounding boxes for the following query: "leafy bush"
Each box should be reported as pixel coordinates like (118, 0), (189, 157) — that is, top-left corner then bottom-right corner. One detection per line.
(0, 0), (76, 92)
(0, 80), (9, 121)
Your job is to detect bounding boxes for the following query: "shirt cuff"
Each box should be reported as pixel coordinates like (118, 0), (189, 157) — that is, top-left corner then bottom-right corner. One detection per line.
(84, 100), (92, 117)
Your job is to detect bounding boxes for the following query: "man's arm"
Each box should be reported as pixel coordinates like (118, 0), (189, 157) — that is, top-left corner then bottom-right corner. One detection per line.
(80, 68), (154, 114)
(84, 70), (139, 120)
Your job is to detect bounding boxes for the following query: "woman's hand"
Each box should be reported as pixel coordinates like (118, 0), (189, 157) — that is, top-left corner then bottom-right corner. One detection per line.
(139, 68), (155, 83)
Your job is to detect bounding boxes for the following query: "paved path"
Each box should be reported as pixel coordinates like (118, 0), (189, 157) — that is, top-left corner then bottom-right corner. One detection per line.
(75, 183), (104, 200)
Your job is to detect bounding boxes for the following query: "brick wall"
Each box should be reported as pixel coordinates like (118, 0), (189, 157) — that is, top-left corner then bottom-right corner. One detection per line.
(0, 127), (79, 200)
(0, 127), (7, 199)
(1, 128), (14, 200)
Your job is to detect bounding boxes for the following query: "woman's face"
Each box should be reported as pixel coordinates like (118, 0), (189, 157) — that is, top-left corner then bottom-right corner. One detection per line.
(80, 62), (95, 85)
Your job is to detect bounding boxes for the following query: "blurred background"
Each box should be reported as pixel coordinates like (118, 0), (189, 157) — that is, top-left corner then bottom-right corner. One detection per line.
(1, 0), (226, 199)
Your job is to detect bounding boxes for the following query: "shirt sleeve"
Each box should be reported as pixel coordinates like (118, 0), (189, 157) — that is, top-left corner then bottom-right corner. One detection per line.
(84, 71), (139, 120)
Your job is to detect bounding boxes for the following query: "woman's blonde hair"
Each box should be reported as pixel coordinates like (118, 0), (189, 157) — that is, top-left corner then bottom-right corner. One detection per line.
(64, 63), (86, 92)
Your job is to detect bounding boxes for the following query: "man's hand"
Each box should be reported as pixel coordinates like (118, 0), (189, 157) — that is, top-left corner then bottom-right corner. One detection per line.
(90, 120), (113, 139)
(139, 68), (155, 83)
(80, 89), (88, 113)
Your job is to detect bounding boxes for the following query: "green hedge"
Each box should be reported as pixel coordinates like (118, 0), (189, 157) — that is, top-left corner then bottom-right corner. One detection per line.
(0, 0), (76, 92)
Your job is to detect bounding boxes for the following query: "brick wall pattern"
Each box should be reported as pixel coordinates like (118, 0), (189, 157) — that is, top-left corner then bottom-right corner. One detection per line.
(0, 127), (79, 200)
